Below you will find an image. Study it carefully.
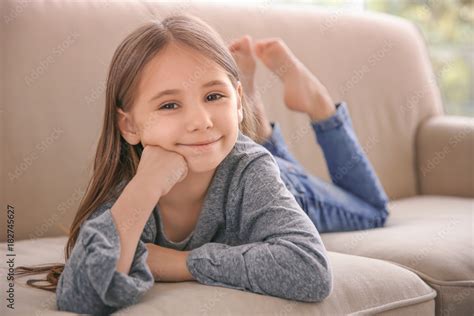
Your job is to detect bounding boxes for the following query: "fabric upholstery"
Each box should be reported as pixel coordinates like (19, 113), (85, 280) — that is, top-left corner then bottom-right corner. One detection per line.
(322, 196), (474, 315)
(0, 236), (436, 315)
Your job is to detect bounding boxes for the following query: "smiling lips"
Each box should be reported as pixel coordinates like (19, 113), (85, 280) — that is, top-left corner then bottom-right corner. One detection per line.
(180, 136), (222, 146)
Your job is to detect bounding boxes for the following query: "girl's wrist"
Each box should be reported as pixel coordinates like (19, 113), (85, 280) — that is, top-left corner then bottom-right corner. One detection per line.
(181, 251), (194, 281)
(146, 244), (194, 282)
(129, 175), (162, 207)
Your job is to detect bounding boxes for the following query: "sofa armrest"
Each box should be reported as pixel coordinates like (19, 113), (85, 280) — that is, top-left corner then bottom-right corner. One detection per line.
(416, 115), (474, 198)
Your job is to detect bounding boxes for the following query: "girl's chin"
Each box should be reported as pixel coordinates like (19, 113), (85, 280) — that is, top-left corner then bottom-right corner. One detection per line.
(186, 156), (223, 174)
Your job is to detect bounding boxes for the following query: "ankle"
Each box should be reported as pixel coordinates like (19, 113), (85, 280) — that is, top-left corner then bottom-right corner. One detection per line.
(308, 89), (336, 122)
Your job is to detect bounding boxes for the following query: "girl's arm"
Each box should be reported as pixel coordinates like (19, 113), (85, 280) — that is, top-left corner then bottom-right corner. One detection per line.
(184, 152), (333, 302)
(56, 178), (159, 315)
(145, 243), (193, 282)
(110, 177), (161, 274)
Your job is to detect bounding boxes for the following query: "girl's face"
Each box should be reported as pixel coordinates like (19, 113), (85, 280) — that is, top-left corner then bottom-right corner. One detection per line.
(117, 42), (243, 174)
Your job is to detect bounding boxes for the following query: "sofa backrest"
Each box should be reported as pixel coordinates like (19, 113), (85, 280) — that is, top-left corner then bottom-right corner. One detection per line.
(0, 1), (444, 241)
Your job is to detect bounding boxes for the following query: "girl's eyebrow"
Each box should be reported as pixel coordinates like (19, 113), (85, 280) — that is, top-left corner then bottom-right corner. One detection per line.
(148, 79), (228, 103)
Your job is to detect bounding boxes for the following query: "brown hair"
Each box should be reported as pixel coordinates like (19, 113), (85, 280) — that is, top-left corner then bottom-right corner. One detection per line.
(15, 13), (261, 292)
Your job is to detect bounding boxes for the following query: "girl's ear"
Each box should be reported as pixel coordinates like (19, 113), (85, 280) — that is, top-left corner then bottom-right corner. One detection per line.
(236, 81), (244, 124)
(116, 108), (141, 145)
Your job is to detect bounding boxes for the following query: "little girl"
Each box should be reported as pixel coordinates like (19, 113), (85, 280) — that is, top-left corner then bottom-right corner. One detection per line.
(15, 13), (389, 315)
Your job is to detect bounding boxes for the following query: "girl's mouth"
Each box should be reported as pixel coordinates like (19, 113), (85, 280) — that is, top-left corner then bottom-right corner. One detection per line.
(178, 136), (222, 149)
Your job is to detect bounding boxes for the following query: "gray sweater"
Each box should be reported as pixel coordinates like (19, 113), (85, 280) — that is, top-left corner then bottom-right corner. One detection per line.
(56, 130), (333, 315)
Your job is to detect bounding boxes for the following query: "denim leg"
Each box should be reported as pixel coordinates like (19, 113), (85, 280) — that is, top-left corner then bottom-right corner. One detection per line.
(311, 102), (389, 210)
(270, 102), (390, 233)
(289, 171), (389, 233)
(260, 121), (307, 173)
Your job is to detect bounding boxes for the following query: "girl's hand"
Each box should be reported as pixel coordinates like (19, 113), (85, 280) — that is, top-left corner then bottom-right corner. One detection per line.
(134, 144), (189, 201)
(145, 243), (193, 282)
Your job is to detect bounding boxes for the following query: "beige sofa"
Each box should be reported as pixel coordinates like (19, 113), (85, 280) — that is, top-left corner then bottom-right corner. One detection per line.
(1, 1), (472, 315)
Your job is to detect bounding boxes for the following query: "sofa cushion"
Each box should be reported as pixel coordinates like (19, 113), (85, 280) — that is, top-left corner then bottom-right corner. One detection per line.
(321, 195), (474, 315)
(2, 236), (435, 315)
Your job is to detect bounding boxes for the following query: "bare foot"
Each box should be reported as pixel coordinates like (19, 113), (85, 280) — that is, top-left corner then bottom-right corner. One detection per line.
(228, 35), (257, 96)
(228, 35), (272, 142)
(254, 38), (336, 121)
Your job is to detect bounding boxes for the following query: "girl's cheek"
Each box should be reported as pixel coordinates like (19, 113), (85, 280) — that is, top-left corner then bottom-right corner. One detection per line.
(140, 122), (177, 147)
(141, 126), (160, 144)
(141, 112), (160, 132)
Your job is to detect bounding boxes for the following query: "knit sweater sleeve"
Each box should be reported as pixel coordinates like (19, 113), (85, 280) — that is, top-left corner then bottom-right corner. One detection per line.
(186, 152), (333, 302)
(56, 202), (156, 315)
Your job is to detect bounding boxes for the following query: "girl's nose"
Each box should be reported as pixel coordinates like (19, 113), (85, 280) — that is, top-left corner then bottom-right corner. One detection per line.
(186, 103), (213, 132)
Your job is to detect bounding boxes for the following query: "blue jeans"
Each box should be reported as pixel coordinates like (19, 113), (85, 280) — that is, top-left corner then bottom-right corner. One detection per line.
(261, 102), (390, 233)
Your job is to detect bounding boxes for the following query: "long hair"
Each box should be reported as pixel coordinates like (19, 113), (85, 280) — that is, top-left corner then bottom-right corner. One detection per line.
(15, 13), (260, 292)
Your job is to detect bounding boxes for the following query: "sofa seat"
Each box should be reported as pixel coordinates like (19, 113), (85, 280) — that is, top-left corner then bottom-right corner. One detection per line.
(321, 195), (474, 315)
(2, 236), (435, 315)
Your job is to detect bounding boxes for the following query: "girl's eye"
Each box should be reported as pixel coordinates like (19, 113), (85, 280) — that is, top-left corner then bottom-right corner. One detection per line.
(158, 93), (225, 110)
(206, 93), (225, 102)
(159, 103), (178, 110)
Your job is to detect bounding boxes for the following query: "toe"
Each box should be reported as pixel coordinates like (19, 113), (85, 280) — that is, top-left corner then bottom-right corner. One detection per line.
(254, 39), (274, 56)
(254, 41), (264, 56)
(241, 38), (254, 54)
(228, 41), (240, 52)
